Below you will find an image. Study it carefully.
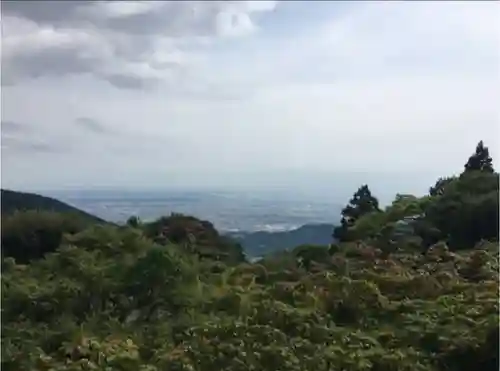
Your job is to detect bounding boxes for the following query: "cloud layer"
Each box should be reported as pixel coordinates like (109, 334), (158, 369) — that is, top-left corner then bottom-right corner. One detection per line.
(1, 1), (499, 199)
(2, 1), (277, 89)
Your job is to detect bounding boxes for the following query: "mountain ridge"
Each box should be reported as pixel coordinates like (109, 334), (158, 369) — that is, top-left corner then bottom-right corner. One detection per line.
(1, 188), (108, 224)
(225, 223), (335, 257)
(1, 189), (337, 257)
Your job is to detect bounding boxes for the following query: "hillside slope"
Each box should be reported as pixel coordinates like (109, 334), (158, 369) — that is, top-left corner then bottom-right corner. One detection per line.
(1, 140), (499, 371)
(1, 189), (106, 223)
(226, 223), (335, 257)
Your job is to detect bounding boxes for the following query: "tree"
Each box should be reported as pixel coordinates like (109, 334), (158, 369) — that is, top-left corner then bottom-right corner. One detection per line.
(374, 223), (397, 258)
(464, 140), (494, 173)
(142, 214), (245, 264)
(344, 194), (430, 243)
(421, 171), (499, 250)
(0, 210), (90, 263)
(292, 245), (330, 270)
(126, 215), (141, 228)
(429, 177), (455, 197)
(333, 185), (380, 242)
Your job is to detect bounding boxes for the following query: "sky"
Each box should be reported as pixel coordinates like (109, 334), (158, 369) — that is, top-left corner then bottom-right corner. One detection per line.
(1, 1), (499, 201)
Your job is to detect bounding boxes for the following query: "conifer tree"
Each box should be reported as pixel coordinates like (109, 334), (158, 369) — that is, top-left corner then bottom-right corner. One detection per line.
(333, 185), (380, 242)
(464, 140), (494, 173)
(429, 177), (455, 197)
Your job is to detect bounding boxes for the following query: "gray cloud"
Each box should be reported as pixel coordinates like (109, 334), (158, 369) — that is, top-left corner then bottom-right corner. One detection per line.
(1, 123), (136, 157)
(5, 47), (102, 81)
(1, 1), (277, 90)
(83, 2), (217, 36)
(1, 1), (266, 37)
(73, 117), (186, 156)
(1, 135), (67, 154)
(2, 115), (216, 159)
(1, 120), (31, 134)
(75, 117), (111, 134)
(100, 73), (158, 90)
(1, 120), (69, 155)
(1, 1), (89, 24)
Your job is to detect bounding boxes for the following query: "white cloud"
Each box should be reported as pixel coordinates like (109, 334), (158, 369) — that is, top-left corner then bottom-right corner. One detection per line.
(1, 1), (499, 198)
(82, 1), (164, 19)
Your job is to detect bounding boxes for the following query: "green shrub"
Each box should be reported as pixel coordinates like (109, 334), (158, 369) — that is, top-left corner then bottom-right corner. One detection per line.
(1, 211), (90, 263)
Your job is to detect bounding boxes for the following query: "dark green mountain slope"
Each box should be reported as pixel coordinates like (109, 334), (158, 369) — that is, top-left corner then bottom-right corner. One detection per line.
(1, 189), (106, 223)
(1, 189), (108, 263)
(226, 223), (335, 257)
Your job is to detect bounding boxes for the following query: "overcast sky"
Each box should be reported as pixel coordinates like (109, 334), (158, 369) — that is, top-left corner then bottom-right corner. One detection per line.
(1, 1), (499, 200)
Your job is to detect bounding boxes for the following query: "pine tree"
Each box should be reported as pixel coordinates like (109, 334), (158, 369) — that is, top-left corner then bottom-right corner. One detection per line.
(333, 185), (380, 242)
(464, 141), (494, 173)
(429, 177), (455, 197)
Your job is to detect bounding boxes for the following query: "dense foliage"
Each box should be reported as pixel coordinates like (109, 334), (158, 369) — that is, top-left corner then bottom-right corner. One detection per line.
(335, 141), (498, 252)
(1, 211), (102, 264)
(141, 213), (246, 264)
(1, 141), (498, 371)
(1, 190), (109, 263)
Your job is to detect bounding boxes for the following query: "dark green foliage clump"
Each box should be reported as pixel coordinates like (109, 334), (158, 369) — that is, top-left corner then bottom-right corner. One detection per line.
(1, 210), (94, 263)
(333, 184), (380, 242)
(334, 141), (498, 252)
(142, 213), (245, 264)
(464, 140), (494, 173)
(423, 171), (498, 250)
(1, 189), (110, 263)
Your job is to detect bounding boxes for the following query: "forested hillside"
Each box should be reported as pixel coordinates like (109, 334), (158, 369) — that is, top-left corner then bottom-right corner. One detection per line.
(1, 140), (498, 371)
(1, 189), (108, 263)
(1, 189), (106, 223)
(226, 223), (335, 257)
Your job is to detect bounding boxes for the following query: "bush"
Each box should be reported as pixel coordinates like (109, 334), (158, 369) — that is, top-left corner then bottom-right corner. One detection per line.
(142, 214), (245, 264)
(422, 171), (499, 250)
(1, 211), (90, 263)
(292, 244), (331, 270)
